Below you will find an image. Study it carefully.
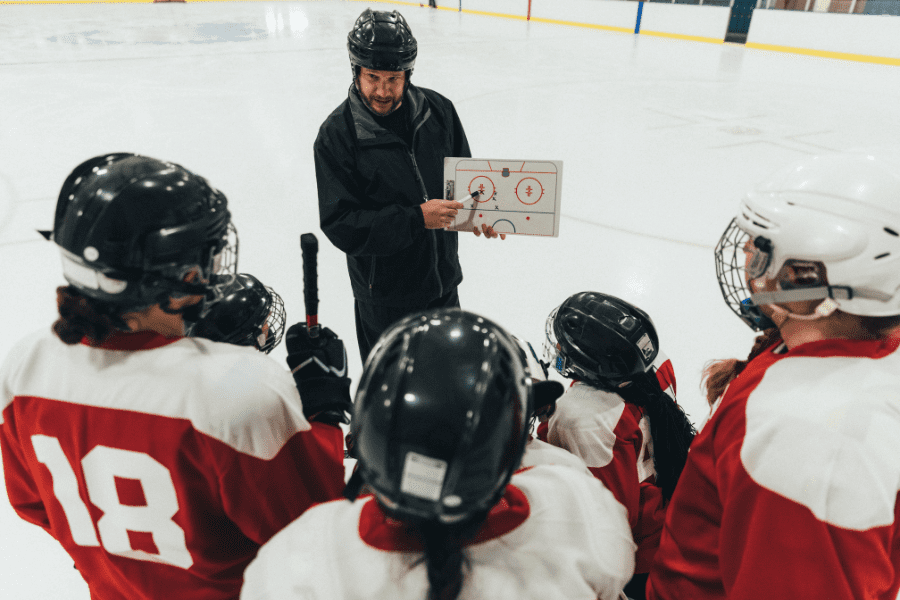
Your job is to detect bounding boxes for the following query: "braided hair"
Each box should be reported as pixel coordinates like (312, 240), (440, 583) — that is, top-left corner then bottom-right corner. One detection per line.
(53, 286), (124, 345)
(412, 511), (489, 600)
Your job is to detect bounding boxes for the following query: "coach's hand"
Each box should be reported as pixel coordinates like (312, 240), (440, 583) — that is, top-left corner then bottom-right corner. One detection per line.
(421, 199), (464, 229)
(473, 223), (506, 240)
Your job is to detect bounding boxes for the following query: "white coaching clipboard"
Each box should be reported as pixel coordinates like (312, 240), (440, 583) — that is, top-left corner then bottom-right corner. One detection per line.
(443, 158), (563, 237)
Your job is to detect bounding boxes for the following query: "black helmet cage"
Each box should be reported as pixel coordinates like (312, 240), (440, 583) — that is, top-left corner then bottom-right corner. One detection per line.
(352, 310), (531, 525)
(347, 9), (417, 73)
(715, 218), (776, 331)
(544, 293), (660, 388)
(53, 154), (233, 314)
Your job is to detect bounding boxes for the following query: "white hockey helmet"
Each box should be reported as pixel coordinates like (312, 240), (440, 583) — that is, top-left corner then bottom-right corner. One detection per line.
(715, 152), (900, 330)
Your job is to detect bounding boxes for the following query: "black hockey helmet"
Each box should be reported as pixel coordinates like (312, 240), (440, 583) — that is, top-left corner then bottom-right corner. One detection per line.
(543, 292), (659, 387)
(52, 153), (232, 311)
(348, 308), (532, 524)
(347, 9), (417, 73)
(190, 273), (286, 354)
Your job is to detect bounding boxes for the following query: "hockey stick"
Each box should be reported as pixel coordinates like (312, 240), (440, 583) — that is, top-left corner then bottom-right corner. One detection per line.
(300, 233), (320, 338)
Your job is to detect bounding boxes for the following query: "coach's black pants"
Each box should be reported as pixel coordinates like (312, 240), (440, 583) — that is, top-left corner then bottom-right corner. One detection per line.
(354, 288), (460, 363)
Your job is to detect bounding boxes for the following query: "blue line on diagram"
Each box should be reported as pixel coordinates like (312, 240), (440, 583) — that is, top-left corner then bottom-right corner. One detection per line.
(492, 219), (516, 233)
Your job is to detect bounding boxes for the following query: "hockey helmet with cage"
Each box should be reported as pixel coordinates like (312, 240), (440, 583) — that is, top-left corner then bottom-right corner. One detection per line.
(347, 308), (532, 524)
(52, 153), (233, 313)
(347, 9), (417, 73)
(544, 291), (659, 388)
(715, 151), (900, 331)
(190, 273), (286, 354)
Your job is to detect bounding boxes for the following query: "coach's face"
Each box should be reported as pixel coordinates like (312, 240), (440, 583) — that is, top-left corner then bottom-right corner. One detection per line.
(357, 67), (406, 116)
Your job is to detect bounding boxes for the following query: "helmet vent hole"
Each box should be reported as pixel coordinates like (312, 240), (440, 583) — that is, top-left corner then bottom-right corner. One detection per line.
(875, 252), (890, 260)
(884, 227), (899, 237)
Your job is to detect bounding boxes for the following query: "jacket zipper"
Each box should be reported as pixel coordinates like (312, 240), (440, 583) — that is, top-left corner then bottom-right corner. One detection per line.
(368, 256), (376, 292)
(407, 111), (444, 299)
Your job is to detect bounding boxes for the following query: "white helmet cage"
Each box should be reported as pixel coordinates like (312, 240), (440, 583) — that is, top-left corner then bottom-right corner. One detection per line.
(715, 152), (900, 331)
(214, 222), (240, 277)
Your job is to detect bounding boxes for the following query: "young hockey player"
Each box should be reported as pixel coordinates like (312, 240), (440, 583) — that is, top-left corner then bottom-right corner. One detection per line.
(191, 272), (286, 354)
(0, 153), (349, 599)
(542, 292), (694, 599)
(648, 152), (900, 600)
(241, 308), (636, 600)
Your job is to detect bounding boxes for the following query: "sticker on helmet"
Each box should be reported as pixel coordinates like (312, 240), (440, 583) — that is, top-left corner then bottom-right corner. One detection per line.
(637, 333), (655, 359)
(400, 452), (447, 501)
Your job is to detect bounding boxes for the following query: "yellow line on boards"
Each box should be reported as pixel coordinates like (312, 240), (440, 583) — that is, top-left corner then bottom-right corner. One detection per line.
(343, 0), (423, 7)
(0, 0), (147, 3)
(529, 16), (632, 34)
(639, 29), (723, 45)
(347, 0), (531, 22)
(350, 1), (631, 30)
(745, 42), (900, 66)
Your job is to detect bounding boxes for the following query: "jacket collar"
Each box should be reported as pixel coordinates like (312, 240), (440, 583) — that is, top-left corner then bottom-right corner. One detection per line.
(348, 83), (430, 144)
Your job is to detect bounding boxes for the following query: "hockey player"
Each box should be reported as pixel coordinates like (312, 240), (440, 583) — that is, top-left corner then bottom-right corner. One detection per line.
(240, 308), (636, 600)
(0, 154), (348, 599)
(542, 292), (694, 599)
(648, 152), (900, 600)
(191, 272), (286, 354)
(314, 9), (503, 363)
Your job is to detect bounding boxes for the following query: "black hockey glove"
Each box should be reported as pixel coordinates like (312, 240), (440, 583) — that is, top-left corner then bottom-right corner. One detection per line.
(532, 380), (564, 419)
(285, 323), (352, 425)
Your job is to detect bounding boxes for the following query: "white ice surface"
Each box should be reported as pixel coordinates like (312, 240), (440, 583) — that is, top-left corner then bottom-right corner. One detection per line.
(2, 2), (900, 598)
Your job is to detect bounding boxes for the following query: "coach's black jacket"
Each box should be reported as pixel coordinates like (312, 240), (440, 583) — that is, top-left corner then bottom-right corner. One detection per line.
(314, 84), (471, 307)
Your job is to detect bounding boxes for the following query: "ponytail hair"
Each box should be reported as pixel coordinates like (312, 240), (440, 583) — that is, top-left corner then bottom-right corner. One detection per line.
(616, 374), (696, 502)
(414, 511), (489, 600)
(702, 328), (782, 407)
(53, 286), (120, 345)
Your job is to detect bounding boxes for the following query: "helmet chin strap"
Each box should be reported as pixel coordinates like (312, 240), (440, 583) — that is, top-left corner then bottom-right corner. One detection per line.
(766, 298), (840, 324)
(750, 284), (892, 325)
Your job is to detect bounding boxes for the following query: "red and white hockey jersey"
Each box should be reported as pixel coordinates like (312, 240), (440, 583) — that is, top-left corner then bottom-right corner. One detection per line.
(240, 465), (636, 600)
(544, 352), (676, 574)
(647, 336), (900, 600)
(0, 329), (345, 600)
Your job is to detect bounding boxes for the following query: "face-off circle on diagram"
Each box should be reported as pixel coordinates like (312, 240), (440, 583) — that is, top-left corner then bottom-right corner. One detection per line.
(515, 177), (543, 205)
(469, 176), (494, 202)
(492, 219), (516, 234)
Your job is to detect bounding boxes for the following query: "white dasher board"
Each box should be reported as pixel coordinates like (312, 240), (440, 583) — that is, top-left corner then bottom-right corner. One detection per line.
(443, 158), (562, 237)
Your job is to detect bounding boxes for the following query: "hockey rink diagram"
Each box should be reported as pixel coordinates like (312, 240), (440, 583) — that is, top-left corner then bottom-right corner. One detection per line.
(444, 158), (563, 237)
